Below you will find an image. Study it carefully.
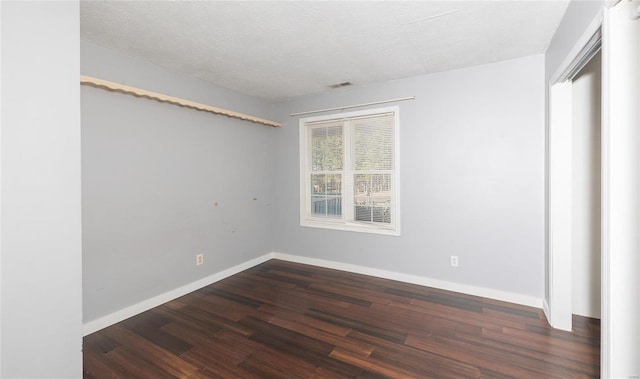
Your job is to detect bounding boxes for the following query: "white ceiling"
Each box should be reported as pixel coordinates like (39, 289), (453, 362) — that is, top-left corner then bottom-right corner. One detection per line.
(80, 1), (570, 101)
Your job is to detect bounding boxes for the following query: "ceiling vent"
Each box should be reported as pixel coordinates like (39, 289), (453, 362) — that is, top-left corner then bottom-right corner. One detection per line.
(329, 82), (352, 89)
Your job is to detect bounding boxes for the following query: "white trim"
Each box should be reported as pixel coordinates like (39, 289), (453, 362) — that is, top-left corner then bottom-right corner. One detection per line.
(542, 299), (551, 323)
(271, 252), (542, 309)
(601, 2), (640, 376)
(299, 106), (401, 236)
(299, 219), (400, 236)
(551, 9), (603, 84)
(604, 0), (621, 9)
(0, 2), (3, 372)
(600, 9), (612, 375)
(600, 8), (615, 378)
(82, 254), (272, 336)
(84, 252), (545, 335)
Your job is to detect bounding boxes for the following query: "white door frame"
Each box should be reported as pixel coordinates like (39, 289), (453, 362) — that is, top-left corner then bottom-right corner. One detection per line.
(547, 10), (603, 332)
(548, 1), (640, 377)
(601, 1), (640, 376)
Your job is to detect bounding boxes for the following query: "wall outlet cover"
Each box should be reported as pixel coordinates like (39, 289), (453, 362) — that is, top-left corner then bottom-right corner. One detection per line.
(450, 256), (459, 267)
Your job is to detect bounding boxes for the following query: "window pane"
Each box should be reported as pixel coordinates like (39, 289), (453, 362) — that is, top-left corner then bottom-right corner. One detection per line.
(301, 107), (398, 235)
(312, 125), (343, 171)
(311, 174), (342, 217)
(354, 173), (391, 223)
(353, 115), (393, 170)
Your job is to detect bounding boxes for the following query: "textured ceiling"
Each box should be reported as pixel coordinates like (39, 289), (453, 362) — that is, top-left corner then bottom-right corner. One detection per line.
(80, 1), (570, 101)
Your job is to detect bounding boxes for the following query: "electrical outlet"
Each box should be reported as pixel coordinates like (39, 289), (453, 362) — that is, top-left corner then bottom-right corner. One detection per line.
(196, 254), (204, 266)
(450, 255), (459, 267)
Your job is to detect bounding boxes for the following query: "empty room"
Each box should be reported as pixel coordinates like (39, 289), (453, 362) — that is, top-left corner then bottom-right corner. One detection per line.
(1, 0), (639, 378)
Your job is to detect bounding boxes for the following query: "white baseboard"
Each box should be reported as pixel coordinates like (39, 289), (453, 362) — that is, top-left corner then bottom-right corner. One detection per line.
(543, 298), (551, 324)
(271, 252), (543, 309)
(84, 251), (544, 335)
(82, 253), (272, 336)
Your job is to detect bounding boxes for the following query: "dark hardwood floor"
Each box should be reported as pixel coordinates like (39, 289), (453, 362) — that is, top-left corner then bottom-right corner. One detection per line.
(83, 259), (600, 378)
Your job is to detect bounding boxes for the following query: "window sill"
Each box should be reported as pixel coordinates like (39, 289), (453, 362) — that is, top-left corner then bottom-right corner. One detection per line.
(300, 218), (400, 236)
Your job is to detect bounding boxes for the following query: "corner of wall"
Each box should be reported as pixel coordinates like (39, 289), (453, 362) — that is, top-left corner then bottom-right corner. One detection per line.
(83, 253), (274, 336)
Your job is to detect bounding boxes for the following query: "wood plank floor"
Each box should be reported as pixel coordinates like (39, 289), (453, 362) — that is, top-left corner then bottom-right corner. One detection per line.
(83, 259), (600, 378)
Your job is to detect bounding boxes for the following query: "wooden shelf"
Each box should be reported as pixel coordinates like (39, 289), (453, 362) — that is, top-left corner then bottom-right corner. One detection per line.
(80, 75), (281, 128)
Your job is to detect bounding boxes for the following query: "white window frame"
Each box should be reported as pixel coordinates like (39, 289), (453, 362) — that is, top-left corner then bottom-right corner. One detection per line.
(299, 106), (400, 236)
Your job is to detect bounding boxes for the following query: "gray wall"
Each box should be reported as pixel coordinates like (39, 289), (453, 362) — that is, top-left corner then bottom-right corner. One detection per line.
(1, 2), (83, 377)
(81, 42), (277, 323)
(0, 2), (604, 376)
(544, 0), (603, 306)
(272, 55), (546, 298)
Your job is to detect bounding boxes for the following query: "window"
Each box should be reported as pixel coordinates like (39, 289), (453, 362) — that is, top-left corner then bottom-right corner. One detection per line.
(299, 106), (400, 235)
